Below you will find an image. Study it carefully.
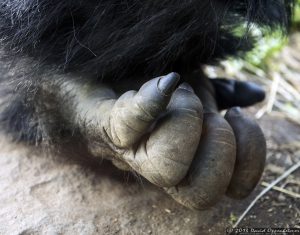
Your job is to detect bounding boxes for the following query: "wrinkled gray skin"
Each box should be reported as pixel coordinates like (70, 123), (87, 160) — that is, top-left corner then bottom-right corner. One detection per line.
(39, 71), (266, 210)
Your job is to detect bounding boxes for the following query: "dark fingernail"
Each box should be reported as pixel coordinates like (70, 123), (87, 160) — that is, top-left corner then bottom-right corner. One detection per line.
(158, 72), (180, 96)
(178, 82), (194, 92)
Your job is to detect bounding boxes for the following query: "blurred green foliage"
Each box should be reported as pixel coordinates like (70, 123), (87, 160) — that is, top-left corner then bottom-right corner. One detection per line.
(244, 30), (287, 69)
(293, 0), (300, 25)
(227, 2), (300, 70)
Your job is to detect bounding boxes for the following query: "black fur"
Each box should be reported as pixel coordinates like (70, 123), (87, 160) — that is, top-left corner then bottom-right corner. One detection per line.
(0, 0), (294, 144)
(0, 0), (294, 79)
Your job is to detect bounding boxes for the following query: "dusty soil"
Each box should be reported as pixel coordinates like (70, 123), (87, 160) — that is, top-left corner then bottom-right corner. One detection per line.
(0, 112), (299, 235)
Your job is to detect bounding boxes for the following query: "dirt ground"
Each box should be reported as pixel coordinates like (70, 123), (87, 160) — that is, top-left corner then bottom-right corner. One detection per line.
(0, 39), (300, 235)
(0, 111), (299, 235)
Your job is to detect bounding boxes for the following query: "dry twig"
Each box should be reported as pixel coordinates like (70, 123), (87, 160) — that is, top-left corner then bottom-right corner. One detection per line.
(233, 160), (300, 228)
(261, 181), (300, 199)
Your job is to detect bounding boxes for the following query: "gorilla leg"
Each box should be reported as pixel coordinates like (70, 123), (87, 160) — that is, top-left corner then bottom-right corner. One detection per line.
(0, 58), (266, 209)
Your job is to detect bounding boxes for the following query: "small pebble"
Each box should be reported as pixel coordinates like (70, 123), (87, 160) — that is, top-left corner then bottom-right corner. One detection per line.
(165, 209), (171, 214)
